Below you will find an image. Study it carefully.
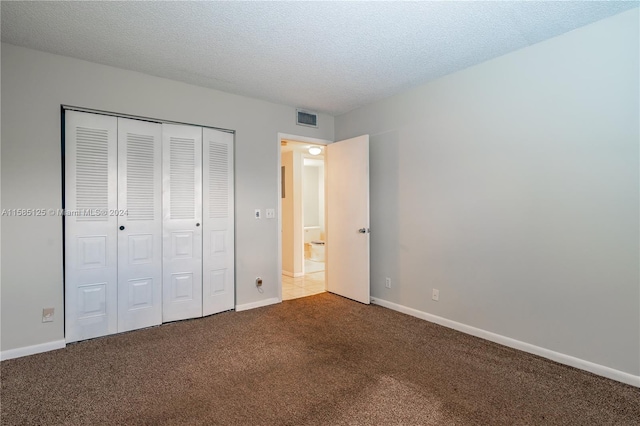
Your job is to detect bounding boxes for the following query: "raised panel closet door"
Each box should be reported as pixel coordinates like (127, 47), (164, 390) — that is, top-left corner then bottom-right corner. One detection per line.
(202, 128), (235, 316)
(65, 111), (118, 343)
(162, 124), (203, 322)
(117, 118), (163, 332)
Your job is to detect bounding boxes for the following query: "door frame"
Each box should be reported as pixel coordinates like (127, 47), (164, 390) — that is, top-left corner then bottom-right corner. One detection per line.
(277, 133), (332, 302)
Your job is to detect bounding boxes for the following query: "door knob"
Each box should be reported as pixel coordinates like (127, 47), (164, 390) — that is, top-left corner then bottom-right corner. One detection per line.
(196, 223), (200, 227)
(119, 225), (125, 230)
(358, 228), (366, 234)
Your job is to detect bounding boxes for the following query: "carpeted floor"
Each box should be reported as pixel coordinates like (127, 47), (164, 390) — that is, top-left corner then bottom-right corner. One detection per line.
(1, 293), (638, 425)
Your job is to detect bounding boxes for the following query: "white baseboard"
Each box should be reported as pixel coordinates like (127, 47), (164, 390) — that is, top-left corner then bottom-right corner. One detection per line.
(0, 339), (66, 361)
(371, 297), (640, 388)
(1, 298), (282, 359)
(282, 270), (304, 278)
(235, 297), (280, 312)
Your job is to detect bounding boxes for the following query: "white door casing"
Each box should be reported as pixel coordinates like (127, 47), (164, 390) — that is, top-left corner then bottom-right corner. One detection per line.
(65, 111), (118, 342)
(162, 124), (203, 322)
(117, 118), (163, 332)
(202, 128), (235, 316)
(326, 135), (370, 304)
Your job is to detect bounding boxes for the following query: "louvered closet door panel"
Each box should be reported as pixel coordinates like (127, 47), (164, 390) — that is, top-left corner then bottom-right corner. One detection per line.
(202, 128), (235, 315)
(65, 111), (118, 343)
(117, 118), (162, 332)
(162, 124), (203, 322)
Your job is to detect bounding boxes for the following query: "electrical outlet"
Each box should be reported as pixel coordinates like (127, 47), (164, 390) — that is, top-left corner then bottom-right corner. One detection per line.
(432, 289), (439, 301)
(256, 277), (263, 287)
(385, 277), (391, 288)
(42, 308), (54, 323)
(266, 208), (275, 219)
(254, 209), (261, 219)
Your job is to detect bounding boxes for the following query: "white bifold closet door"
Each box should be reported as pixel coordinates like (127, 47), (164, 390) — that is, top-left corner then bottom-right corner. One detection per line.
(65, 111), (118, 343)
(117, 118), (163, 332)
(66, 111), (234, 341)
(202, 128), (235, 315)
(162, 124), (203, 322)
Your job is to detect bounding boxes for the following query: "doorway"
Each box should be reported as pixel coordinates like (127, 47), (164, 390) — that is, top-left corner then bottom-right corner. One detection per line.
(278, 135), (329, 300)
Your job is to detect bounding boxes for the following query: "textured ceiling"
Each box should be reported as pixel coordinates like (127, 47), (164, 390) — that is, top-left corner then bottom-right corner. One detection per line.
(1, 1), (637, 115)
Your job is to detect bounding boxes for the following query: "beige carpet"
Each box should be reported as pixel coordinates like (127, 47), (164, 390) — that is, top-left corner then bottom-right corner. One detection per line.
(1, 293), (638, 425)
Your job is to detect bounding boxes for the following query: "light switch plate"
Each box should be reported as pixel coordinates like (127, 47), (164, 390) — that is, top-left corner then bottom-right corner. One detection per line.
(254, 209), (261, 219)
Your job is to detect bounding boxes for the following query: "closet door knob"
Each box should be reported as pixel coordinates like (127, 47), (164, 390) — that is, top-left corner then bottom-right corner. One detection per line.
(196, 223), (200, 227)
(119, 225), (125, 231)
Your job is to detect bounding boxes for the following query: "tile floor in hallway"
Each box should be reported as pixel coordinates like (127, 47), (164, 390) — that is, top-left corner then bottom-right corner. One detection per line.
(282, 260), (325, 300)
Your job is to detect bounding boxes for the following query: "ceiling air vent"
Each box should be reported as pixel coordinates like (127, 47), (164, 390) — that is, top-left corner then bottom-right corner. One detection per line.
(296, 109), (318, 128)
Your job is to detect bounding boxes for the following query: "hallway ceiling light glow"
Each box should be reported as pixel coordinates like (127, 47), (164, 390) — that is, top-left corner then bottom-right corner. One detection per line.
(308, 147), (322, 155)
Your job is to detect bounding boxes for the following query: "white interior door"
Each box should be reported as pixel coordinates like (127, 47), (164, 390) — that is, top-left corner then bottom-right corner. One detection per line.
(65, 111), (118, 342)
(117, 118), (163, 332)
(162, 124), (203, 322)
(202, 128), (235, 316)
(326, 135), (370, 304)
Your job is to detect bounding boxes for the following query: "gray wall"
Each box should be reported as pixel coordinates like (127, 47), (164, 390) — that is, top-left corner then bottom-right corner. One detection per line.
(336, 9), (639, 375)
(1, 43), (334, 351)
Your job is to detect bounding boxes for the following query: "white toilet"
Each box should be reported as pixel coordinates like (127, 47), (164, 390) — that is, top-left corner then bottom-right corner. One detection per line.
(310, 240), (325, 262)
(305, 227), (325, 262)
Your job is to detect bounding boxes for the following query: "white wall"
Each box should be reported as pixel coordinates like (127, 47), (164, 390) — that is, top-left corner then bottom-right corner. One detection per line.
(336, 9), (639, 376)
(303, 165), (320, 227)
(281, 151), (294, 274)
(0, 43), (334, 352)
(280, 150), (304, 277)
(319, 163), (325, 234)
(302, 157), (325, 245)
